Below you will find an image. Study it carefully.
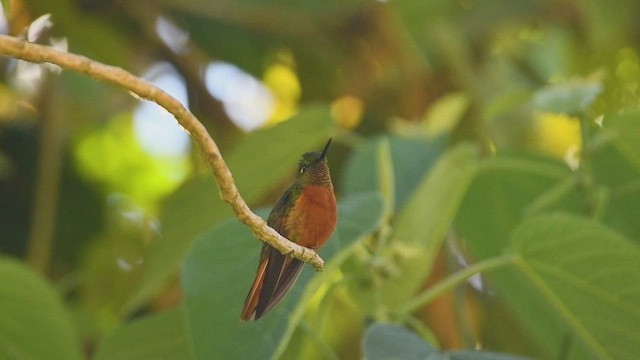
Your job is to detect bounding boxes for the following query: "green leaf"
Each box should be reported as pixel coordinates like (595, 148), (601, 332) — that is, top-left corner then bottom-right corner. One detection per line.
(456, 151), (580, 259)
(422, 92), (470, 138)
(379, 144), (479, 308)
(342, 136), (444, 211)
(321, 193), (384, 257)
(362, 323), (434, 360)
(182, 193), (383, 360)
(455, 152), (584, 358)
(588, 112), (640, 240)
(362, 323), (531, 360)
(124, 105), (332, 314)
(603, 111), (640, 174)
(0, 257), (81, 360)
(94, 307), (194, 360)
(74, 113), (189, 208)
(506, 214), (640, 360)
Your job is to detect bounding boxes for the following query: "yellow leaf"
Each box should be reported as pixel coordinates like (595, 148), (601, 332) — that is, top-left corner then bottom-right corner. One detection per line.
(532, 112), (582, 168)
(331, 95), (364, 130)
(263, 52), (301, 125)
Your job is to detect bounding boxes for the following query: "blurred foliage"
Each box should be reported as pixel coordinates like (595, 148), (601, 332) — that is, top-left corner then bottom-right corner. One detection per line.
(1, 0), (640, 359)
(74, 113), (191, 209)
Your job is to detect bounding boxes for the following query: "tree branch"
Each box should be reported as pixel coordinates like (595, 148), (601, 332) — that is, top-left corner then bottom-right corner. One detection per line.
(0, 34), (325, 271)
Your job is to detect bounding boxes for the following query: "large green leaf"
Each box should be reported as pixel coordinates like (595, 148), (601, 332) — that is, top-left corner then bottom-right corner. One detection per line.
(362, 323), (530, 360)
(504, 214), (640, 360)
(362, 323), (431, 360)
(94, 307), (193, 360)
(124, 105), (332, 313)
(342, 136), (443, 211)
(0, 257), (81, 360)
(592, 112), (640, 240)
(379, 144), (479, 308)
(592, 112), (640, 185)
(592, 147), (640, 241)
(455, 152), (584, 358)
(182, 193), (383, 360)
(456, 151), (580, 259)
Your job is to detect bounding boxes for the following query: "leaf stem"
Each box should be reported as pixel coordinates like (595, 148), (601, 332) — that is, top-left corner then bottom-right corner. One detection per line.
(481, 157), (568, 179)
(397, 254), (516, 315)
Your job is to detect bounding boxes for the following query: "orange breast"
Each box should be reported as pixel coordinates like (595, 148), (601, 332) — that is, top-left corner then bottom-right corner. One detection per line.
(287, 185), (337, 249)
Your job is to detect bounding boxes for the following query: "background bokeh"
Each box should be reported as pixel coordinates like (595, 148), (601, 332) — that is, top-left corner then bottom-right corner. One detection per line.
(1, 0), (639, 359)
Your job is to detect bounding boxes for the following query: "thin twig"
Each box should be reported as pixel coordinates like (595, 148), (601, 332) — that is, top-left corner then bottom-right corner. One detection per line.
(0, 34), (325, 271)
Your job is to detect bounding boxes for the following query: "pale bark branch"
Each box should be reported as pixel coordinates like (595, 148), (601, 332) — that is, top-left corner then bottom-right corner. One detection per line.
(0, 34), (324, 271)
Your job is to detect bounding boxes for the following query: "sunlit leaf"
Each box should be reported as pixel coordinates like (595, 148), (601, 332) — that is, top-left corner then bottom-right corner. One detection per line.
(74, 113), (190, 209)
(182, 193), (383, 360)
(0, 257), (81, 360)
(422, 92), (469, 138)
(263, 52), (301, 125)
(531, 112), (582, 161)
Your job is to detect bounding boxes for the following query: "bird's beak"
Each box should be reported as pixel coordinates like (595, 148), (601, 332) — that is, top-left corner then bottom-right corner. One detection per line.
(320, 138), (332, 160)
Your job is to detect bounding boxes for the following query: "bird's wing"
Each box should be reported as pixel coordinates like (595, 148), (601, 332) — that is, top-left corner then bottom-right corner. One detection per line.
(253, 247), (304, 319)
(240, 185), (305, 321)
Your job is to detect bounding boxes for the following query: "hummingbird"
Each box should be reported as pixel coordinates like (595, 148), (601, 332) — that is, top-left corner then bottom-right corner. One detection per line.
(240, 139), (337, 321)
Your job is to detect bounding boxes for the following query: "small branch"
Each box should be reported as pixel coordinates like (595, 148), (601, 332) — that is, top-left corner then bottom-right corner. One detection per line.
(0, 35), (325, 271)
(397, 254), (516, 315)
